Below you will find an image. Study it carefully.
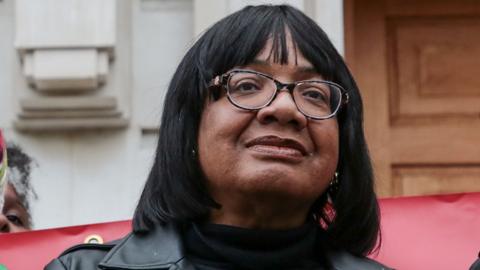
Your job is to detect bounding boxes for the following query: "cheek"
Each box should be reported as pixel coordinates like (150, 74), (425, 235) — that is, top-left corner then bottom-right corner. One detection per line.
(10, 226), (29, 233)
(310, 120), (339, 156)
(198, 105), (230, 152)
(197, 100), (254, 181)
(309, 121), (340, 180)
(198, 99), (254, 148)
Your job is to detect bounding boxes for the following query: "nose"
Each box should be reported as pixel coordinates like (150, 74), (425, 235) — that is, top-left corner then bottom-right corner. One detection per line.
(256, 91), (307, 130)
(0, 214), (11, 233)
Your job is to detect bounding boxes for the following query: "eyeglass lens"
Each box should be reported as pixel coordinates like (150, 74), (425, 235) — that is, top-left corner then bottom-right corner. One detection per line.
(227, 71), (342, 118)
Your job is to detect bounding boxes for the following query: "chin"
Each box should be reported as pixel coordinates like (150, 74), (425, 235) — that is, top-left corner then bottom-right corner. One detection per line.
(238, 169), (318, 195)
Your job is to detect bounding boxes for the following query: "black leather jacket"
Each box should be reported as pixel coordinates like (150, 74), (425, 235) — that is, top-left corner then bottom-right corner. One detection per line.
(45, 224), (392, 270)
(471, 258), (480, 270)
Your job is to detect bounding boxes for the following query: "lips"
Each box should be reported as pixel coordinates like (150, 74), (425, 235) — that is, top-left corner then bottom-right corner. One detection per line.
(245, 135), (307, 156)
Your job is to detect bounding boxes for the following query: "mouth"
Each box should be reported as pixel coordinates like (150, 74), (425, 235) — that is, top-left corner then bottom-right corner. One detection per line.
(245, 135), (308, 157)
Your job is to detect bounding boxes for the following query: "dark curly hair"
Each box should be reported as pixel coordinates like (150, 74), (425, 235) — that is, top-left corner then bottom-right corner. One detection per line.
(6, 143), (36, 228)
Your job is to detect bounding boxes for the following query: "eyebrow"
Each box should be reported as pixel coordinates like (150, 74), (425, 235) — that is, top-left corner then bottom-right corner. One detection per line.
(249, 59), (317, 74)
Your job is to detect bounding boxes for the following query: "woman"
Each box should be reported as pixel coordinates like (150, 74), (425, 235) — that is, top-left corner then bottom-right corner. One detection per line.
(0, 143), (36, 233)
(46, 5), (390, 270)
(0, 130), (6, 210)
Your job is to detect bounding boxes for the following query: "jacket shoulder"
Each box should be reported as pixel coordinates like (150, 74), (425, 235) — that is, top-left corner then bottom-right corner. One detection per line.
(329, 251), (393, 270)
(470, 258), (480, 270)
(44, 240), (120, 270)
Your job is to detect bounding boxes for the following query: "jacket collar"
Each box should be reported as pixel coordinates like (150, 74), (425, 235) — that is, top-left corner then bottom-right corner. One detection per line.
(97, 223), (391, 270)
(98, 223), (195, 270)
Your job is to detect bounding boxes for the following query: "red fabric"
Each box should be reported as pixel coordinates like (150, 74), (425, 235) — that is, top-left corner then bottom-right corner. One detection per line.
(371, 192), (480, 269)
(0, 193), (479, 269)
(0, 220), (131, 269)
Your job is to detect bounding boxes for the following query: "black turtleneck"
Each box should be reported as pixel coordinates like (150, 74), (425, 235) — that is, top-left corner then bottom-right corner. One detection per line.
(184, 222), (330, 270)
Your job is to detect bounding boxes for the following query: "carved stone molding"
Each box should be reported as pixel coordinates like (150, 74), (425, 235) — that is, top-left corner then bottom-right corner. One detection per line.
(14, 97), (128, 132)
(22, 48), (110, 92)
(14, 0), (128, 131)
(15, 0), (116, 92)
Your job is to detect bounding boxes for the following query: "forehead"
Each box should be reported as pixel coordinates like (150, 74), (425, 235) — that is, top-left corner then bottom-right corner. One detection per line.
(3, 183), (19, 204)
(255, 36), (314, 69)
(2, 183), (26, 211)
(240, 41), (321, 80)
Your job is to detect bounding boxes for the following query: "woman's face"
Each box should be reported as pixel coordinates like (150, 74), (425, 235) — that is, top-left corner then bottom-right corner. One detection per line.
(0, 183), (30, 233)
(198, 38), (339, 223)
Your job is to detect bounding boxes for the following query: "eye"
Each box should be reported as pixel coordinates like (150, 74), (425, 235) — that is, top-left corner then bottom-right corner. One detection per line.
(301, 89), (329, 103)
(6, 214), (24, 227)
(230, 80), (262, 95)
(227, 72), (268, 97)
(232, 81), (261, 93)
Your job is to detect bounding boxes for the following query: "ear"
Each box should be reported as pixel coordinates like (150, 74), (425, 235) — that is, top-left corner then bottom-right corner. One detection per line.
(208, 76), (223, 101)
(207, 86), (223, 101)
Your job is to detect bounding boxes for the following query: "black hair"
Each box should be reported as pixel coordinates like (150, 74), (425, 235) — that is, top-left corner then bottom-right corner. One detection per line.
(133, 4), (380, 256)
(6, 143), (36, 228)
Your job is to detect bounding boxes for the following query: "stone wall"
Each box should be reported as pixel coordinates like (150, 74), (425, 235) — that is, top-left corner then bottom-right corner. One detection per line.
(0, 0), (344, 229)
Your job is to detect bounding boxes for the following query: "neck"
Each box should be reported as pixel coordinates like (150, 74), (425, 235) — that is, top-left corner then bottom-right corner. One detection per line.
(208, 192), (313, 230)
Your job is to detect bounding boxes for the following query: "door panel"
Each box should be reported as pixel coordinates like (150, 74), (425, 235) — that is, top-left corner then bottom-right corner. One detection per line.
(346, 0), (480, 197)
(393, 165), (480, 196)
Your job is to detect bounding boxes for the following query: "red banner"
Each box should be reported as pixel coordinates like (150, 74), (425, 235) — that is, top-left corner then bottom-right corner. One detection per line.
(0, 220), (131, 270)
(372, 192), (480, 269)
(1, 193), (479, 269)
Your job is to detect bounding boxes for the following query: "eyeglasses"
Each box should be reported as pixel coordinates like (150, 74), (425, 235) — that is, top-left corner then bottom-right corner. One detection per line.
(211, 69), (349, 120)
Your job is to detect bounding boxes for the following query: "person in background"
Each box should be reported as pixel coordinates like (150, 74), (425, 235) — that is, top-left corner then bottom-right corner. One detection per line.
(0, 143), (36, 233)
(0, 130), (7, 210)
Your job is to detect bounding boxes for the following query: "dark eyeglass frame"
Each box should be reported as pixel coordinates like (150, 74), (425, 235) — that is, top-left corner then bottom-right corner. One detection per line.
(211, 69), (349, 120)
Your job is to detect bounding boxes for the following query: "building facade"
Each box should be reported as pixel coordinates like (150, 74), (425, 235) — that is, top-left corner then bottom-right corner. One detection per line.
(2, 0), (479, 230)
(0, 0), (344, 230)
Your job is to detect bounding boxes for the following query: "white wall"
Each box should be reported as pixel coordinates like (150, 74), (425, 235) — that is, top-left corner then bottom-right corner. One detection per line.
(0, 0), (344, 230)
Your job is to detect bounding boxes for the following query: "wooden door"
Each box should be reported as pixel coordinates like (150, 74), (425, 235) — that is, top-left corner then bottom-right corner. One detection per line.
(345, 0), (480, 197)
